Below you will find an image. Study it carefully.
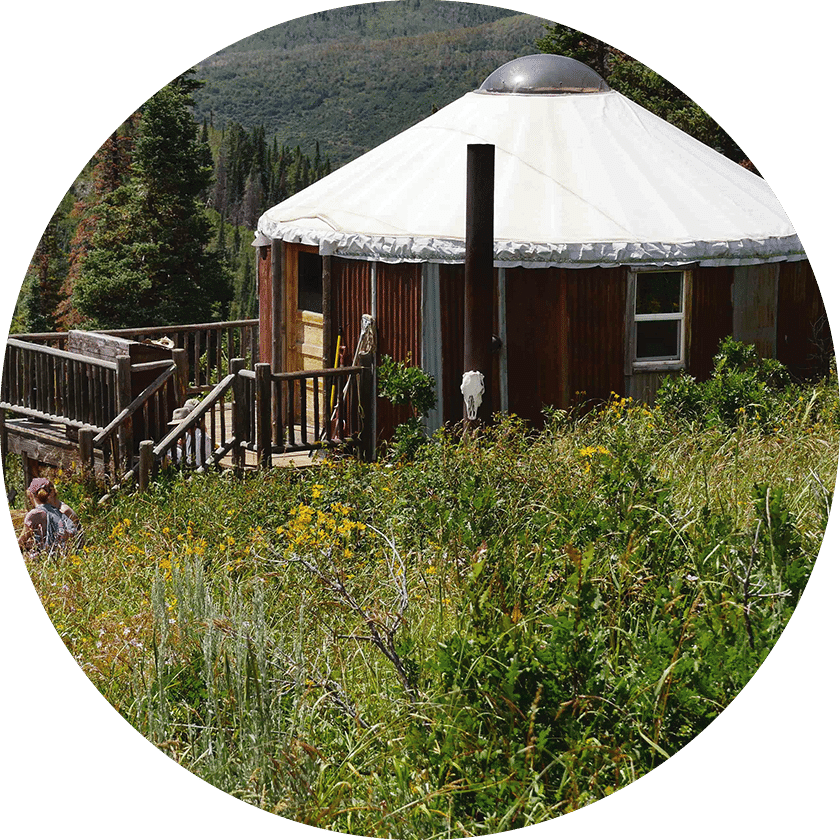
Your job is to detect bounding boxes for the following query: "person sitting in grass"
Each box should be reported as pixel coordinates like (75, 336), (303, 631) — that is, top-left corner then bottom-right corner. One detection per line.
(17, 477), (81, 559)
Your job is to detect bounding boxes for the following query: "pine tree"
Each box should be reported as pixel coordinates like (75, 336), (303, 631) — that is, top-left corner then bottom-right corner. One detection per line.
(74, 72), (232, 328)
(230, 245), (257, 321)
(19, 201), (72, 333)
(60, 116), (139, 328)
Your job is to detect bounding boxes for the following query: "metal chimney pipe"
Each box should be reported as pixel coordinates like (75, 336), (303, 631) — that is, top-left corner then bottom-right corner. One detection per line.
(463, 143), (495, 425)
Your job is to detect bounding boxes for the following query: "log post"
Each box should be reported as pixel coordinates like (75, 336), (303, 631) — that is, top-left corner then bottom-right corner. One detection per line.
(138, 440), (154, 492)
(322, 255), (333, 368)
(22, 454), (37, 497)
(78, 427), (94, 482)
(0, 409), (6, 476)
(230, 357), (246, 472)
(115, 355), (133, 472)
(255, 362), (272, 469)
(171, 347), (189, 404)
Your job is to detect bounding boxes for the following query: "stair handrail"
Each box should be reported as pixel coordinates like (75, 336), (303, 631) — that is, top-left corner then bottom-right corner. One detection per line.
(92, 362), (176, 446)
(152, 372), (237, 470)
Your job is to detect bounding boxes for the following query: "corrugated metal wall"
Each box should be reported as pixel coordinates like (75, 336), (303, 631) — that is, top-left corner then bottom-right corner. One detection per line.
(439, 264), (465, 426)
(278, 253), (829, 449)
(505, 266), (566, 426)
(330, 257), (371, 366)
(565, 267), (625, 407)
(733, 263), (778, 359)
(376, 262), (423, 441)
(689, 266), (734, 380)
(777, 260), (832, 379)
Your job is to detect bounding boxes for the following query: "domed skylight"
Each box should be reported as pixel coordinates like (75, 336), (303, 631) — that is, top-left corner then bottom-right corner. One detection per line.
(478, 54), (610, 94)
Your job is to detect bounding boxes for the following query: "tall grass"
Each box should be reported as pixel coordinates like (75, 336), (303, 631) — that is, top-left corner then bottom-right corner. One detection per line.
(16, 371), (838, 836)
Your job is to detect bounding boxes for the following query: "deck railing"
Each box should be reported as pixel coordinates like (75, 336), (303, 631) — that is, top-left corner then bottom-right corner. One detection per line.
(1, 338), (120, 430)
(92, 361), (177, 479)
(2, 340), (375, 490)
(13, 319), (259, 394)
(242, 363), (369, 467)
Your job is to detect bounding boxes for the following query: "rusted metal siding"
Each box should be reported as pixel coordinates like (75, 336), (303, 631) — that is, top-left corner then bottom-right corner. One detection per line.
(439, 263), (465, 426)
(505, 266), (566, 426)
(330, 257), (372, 367)
(257, 245), (272, 364)
(376, 262), (423, 441)
(565, 267), (625, 407)
(733, 263), (778, 359)
(689, 266), (734, 380)
(777, 259), (833, 379)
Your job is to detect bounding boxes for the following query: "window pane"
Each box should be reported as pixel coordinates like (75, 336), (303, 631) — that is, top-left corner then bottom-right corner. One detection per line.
(636, 320), (680, 360)
(298, 252), (323, 313)
(636, 271), (682, 315)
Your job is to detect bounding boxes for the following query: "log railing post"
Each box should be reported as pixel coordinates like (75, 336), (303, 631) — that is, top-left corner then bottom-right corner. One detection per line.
(115, 355), (133, 472)
(78, 427), (94, 482)
(138, 440), (154, 492)
(230, 357), (246, 472)
(255, 362), (272, 469)
(172, 347), (189, 404)
(0, 409), (6, 476)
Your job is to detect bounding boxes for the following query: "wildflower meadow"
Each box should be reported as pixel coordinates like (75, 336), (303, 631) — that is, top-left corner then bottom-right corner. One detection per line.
(11, 344), (839, 836)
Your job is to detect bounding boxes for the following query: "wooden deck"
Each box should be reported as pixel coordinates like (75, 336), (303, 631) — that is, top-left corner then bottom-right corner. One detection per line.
(3, 407), (319, 490)
(2, 325), (372, 497)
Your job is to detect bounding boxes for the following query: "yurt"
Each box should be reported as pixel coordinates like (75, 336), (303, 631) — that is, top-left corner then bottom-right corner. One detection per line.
(254, 54), (826, 436)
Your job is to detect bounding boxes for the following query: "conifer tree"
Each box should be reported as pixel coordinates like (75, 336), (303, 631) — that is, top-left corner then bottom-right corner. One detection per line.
(19, 201), (72, 333)
(74, 72), (231, 328)
(60, 117), (139, 328)
(230, 245), (257, 321)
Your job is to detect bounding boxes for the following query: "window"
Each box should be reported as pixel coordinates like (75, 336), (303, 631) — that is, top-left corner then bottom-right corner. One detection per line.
(632, 270), (686, 366)
(297, 251), (323, 313)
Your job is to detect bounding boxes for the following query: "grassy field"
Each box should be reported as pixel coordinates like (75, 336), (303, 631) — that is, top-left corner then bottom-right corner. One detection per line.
(11, 354), (839, 836)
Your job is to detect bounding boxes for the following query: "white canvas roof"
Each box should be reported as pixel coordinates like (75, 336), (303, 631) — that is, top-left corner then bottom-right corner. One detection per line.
(257, 57), (803, 269)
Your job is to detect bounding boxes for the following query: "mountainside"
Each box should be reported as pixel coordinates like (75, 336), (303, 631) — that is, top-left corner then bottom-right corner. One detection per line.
(193, 1), (551, 166)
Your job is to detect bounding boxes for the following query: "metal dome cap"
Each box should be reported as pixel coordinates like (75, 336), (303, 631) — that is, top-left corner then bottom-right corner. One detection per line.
(478, 54), (610, 94)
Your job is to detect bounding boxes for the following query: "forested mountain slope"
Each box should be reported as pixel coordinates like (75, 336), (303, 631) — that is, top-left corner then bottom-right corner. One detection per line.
(193, 2), (550, 165)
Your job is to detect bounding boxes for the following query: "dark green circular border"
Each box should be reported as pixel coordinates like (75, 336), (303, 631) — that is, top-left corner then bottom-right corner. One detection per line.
(0, 0), (840, 840)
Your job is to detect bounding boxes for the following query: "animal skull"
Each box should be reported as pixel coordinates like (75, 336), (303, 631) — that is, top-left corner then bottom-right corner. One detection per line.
(460, 371), (485, 420)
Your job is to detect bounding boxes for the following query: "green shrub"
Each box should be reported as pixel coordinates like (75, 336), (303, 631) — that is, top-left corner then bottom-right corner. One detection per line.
(378, 354), (437, 460)
(656, 336), (834, 430)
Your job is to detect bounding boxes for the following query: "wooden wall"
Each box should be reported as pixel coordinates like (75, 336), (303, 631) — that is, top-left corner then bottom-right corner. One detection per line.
(257, 245), (272, 364)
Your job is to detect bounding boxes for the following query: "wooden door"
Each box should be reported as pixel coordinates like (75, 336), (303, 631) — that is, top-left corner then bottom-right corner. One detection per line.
(284, 243), (324, 374)
(282, 244), (324, 434)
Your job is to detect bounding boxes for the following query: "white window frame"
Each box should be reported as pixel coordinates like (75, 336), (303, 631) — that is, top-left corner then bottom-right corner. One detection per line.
(628, 269), (689, 371)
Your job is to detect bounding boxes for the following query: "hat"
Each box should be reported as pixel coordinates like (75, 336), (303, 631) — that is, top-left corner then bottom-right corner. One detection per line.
(28, 477), (53, 495)
(183, 398), (201, 412)
(169, 407), (191, 426)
